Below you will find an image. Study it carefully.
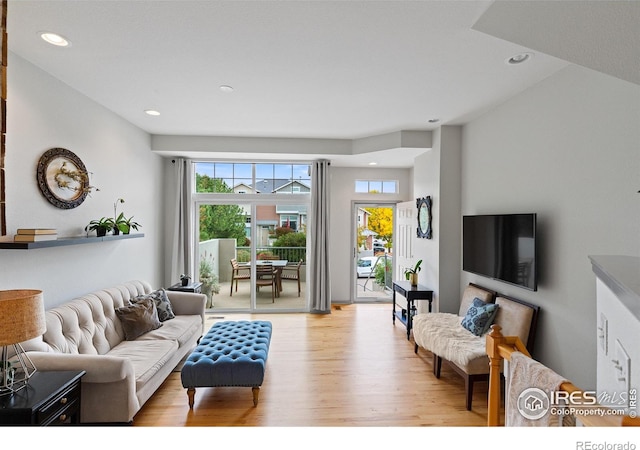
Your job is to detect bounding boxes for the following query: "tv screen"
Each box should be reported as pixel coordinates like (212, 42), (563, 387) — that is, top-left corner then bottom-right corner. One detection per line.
(463, 213), (537, 291)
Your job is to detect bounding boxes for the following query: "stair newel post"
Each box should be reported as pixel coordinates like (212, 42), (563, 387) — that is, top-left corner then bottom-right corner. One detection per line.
(486, 324), (505, 427)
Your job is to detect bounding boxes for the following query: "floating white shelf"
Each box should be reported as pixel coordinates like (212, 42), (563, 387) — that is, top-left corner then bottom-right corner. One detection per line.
(0, 233), (144, 250)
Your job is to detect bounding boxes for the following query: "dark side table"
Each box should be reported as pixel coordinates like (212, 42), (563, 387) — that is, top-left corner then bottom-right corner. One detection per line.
(392, 280), (434, 340)
(0, 370), (85, 426)
(168, 282), (203, 293)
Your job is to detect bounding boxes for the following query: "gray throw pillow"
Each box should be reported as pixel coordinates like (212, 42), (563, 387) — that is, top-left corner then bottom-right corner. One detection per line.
(115, 297), (162, 341)
(132, 289), (175, 322)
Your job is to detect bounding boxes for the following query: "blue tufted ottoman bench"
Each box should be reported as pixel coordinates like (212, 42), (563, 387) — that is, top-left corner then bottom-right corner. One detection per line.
(180, 320), (272, 408)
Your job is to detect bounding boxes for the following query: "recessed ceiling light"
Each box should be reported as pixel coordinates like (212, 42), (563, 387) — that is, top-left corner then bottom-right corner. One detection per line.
(219, 85), (234, 93)
(39, 32), (70, 47)
(144, 109), (161, 116)
(506, 52), (534, 65)
(368, 162), (378, 166)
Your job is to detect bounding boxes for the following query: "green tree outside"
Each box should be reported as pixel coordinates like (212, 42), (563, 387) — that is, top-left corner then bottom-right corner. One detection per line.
(365, 207), (393, 249)
(197, 174), (247, 245)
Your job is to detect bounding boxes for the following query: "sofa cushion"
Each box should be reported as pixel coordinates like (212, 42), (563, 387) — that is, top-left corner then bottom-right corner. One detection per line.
(132, 289), (175, 322)
(115, 298), (162, 341)
(108, 339), (178, 388)
(137, 315), (203, 348)
(461, 297), (499, 336)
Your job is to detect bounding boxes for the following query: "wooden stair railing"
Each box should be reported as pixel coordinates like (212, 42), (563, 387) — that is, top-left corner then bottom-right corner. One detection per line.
(486, 324), (640, 427)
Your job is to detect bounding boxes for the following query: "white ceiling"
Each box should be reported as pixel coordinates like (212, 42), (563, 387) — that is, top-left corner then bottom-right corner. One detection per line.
(8, 1), (638, 167)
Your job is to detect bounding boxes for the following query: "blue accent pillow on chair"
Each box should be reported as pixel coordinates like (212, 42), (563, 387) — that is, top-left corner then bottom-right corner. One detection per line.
(461, 297), (499, 336)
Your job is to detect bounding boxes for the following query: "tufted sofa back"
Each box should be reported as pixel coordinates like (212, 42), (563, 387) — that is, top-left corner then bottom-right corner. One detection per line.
(40, 280), (153, 355)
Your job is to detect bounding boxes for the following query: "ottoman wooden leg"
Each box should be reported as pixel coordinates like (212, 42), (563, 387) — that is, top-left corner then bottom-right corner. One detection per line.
(252, 387), (260, 407)
(187, 387), (196, 409)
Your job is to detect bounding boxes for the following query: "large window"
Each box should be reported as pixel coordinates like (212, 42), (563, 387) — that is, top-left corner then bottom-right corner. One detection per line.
(195, 162), (311, 194)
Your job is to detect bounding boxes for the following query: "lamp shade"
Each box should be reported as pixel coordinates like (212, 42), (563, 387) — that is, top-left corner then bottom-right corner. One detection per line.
(0, 290), (45, 346)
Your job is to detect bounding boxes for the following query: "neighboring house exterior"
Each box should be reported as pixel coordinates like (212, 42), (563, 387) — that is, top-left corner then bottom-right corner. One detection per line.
(233, 182), (254, 194)
(357, 208), (379, 251)
(235, 179), (310, 243)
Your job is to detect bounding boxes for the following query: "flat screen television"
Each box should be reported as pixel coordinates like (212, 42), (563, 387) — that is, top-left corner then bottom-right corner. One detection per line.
(463, 213), (537, 291)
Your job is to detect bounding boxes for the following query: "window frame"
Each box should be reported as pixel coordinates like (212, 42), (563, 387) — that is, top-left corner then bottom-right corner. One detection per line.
(355, 179), (398, 194)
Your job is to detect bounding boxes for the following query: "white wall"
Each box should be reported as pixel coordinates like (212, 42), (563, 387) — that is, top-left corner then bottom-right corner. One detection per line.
(411, 126), (462, 314)
(413, 146), (440, 310)
(329, 166), (412, 302)
(0, 53), (165, 308)
(461, 65), (640, 389)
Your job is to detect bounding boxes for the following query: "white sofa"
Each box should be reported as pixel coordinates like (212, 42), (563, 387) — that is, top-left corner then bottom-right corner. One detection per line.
(23, 280), (206, 424)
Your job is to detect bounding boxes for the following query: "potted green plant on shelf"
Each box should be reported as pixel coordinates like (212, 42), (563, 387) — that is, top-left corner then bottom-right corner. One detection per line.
(115, 213), (141, 235)
(85, 217), (115, 237)
(404, 259), (423, 286)
(112, 198), (141, 235)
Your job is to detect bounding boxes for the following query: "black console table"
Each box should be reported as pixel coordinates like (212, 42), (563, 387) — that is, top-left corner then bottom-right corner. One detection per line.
(168, 282), (203, 293)
(0, 370), (85, 426)
(392, 280), (434, 340)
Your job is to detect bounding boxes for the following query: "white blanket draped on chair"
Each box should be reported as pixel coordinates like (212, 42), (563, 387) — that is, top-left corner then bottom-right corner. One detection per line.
(412, 313), (487, 367)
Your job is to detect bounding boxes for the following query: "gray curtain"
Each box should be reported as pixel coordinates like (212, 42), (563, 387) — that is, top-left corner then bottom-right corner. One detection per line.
(169, 158), (193, 284)
(309, 160), (331, 313)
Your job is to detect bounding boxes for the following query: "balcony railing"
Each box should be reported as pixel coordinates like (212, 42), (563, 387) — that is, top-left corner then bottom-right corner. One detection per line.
(236, 246), (306, 263)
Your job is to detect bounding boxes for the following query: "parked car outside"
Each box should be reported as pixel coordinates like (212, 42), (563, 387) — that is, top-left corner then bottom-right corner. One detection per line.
(357, 256), (380, 277)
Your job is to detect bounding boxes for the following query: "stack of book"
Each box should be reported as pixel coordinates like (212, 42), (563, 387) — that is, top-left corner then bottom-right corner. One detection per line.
(14, 228), (58, 242)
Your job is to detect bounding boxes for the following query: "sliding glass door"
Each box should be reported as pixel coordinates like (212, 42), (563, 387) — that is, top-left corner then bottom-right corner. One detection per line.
(193, 162), (310, 313)
(198, 201), (252, 311)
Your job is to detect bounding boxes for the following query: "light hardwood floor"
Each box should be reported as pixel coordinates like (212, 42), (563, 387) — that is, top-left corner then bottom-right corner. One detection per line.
(132, 303), (498, 427)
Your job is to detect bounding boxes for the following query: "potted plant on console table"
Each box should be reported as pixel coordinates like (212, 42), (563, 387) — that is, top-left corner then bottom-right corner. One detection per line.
(404, 259), (422, 286)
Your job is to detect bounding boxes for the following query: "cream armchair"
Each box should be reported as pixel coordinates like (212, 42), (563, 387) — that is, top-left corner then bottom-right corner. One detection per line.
(413, 283), (539, 410)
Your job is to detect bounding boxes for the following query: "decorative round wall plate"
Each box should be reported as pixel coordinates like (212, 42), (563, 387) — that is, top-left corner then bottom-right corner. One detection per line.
(36, 148), (90, 209)
(417, 196), (432, 239)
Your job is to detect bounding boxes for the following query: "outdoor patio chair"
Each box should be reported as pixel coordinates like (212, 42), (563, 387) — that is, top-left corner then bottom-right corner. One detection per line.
(256, 265), (278, 303)
(280, 259), (303, 297)
(230, 258), (251, 296)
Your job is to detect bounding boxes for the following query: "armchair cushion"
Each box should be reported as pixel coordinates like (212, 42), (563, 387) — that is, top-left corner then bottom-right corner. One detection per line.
(412, 313), (487, 367)
(461, 297), (499, 336)
(458, 283), (495, 316)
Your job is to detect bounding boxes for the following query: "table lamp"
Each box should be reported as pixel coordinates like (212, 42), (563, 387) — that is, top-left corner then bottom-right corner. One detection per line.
(0, 289), (46, 396)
